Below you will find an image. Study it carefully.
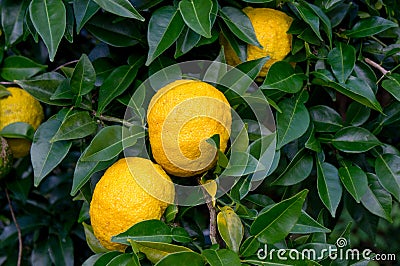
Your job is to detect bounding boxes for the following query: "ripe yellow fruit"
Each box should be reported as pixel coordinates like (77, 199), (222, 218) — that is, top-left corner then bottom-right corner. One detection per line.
(0, 87), (44, 158)
(90, 157), (174, 251)
(147, 80), (232, 177)
(222, 7), (293, 77)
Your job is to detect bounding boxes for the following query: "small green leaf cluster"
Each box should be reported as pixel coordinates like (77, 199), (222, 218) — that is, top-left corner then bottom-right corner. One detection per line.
(1, 0), (400, 265)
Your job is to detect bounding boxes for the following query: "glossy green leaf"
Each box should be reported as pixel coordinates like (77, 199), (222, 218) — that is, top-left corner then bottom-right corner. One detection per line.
(361, 173), (393, 222)
(29, 0), (66, 61)
(82, 222), (108, 253)
(93, 0), (144, 20)
(175, 27), (201, 58)
(71, 149), (116, 196)
(316, 159), (342, 217)
(155, 251), (204, 266)
(97, 57), (144, 113)
(70, 54), (96, 97)
(179, 0), (213, 38)
(276, 91), (310, 149)
(250, 189), (308, 243)
(171, 227), (191, 243)
(272, 149), (313, 186)
(106, 253), (140, 266)
(15, 72), (67, 106)
(332, 126), (381, 153)
(261, 61), (304, 93)
(73, 0), (100, 33)
(48, 235), (74, 266)
(382, 73), (400, 101)
(327, 42), (356, 83)
(339, 161), (368, 203)
(219, 21), (247, 62)
(31, 119), (72, 186)
(81, 125), (145, 162)
(305, 2), (332, 47)
(239, 236), (259, 257)
(0, 122), (35, 141)
(217, 206), (244, 253)
(309, 105), (343, 132)
(146, 6), (185, 65)
(344, 16), (398, 38)
(148, 56), (181, 90)
(219, 7), (261, 47)
(134, 241), (193, 264)
(375, 154), (400, 202)
(51, 111), (97, 142)
(345, 102), (370, 126)
(202, 249), (241, 266)
(112, 220), (172, 244)
(0, 56), (47, 81)
(223, 152), (259, 177)
(291, 2), (323, 42)
(91, 252), (120, 266)
(1, 0), (29, 47)
(291, 211), (331, 234)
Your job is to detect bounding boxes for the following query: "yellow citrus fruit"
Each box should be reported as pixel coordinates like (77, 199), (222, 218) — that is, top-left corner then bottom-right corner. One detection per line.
(222, 7), (293, 77)
(0, 87), (44, 158)
(147, 79), (232, 177)
(90, 157), (174, 251)
(0, 137), (13, 180)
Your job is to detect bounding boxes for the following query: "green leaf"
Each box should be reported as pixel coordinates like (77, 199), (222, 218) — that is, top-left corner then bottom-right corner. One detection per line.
(309, 105), (343, 132)
(332, 126), (381, 153)
(171, 227), (191, 243)
(272, 149), (313, 186)
(291, 2), (323, 42)
(91, 252), (120, 266)
(382, 73), (400, 101)
(219, 21), (247, 62)
(375, 154), (400, 201)
(71, 148), (116, 196)
(339, 161), (368, 203)
(175, 27), (201, 58)
(97, 57), (144, 113)
(344, 16), (398, 38)
(146, 6), (185, 65)
(85, 13), (141, 47)
(239, 236), (260, 257)
(261, 61), (304, 93)
(326, 77), (382, 112)
(1, 0), (29, 47)
(223, 152), (260, 177)
(81, 125), (145, 162)
(305, 2), (332, 47)
(291, 211), (331, 234)
(48, 235), (74, 266)
(217, 206), (244, 253)
(51, 111), (97, 142)
(70, 54), (96, 97)
(327, 42), (356, 83)
(106, 253), (140, 266)
(31, 119), (72, 186)
(31, 241), (52, 266)
(0, 56), (47, 81)
(345, 102), (370, 126)
(250, 189), (308, 243)
(316, 159), (342, 217)
(93, 0), (144, 20)
(179, 0), (213, 38)
(202, 249), (241, 266)
(0, 122), (35, 141)
(219, 7), (261, 47)
(15, 72), (67, 106)
(29, 0), (66, 61)
(155, 251), (204, 266)
(73, 0), (100, 33)
(276, 91), (310, 149)
(112, 220), (172, 244)
(134, 241), (193, 264)
(361, 173), (393, 222)
(82, 222), (109, 253)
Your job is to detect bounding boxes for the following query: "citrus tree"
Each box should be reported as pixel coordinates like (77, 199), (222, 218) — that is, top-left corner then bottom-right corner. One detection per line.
(1, 0), (400, 265)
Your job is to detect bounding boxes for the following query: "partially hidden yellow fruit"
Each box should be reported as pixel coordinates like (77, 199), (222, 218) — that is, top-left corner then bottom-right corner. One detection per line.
(0, 87), (44, 158)
(222, 7), (293, 77)
(147, 80), (232, 177)
(90, 157), (174, 251)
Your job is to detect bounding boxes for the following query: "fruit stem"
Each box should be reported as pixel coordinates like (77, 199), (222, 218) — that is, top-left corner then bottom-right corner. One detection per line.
(95, 113), (135, 128)
(5, 188), (23, 266)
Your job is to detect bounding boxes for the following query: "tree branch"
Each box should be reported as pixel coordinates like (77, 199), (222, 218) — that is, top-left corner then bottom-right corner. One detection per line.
(5, 188), (23, 266)
(365, 58), (389, 75)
